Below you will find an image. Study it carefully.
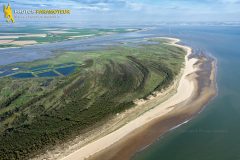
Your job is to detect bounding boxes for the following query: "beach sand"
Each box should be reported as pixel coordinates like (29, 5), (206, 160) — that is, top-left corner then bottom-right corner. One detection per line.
(0, 40), (37, 46)
(0, 34), (47, 39)
(9, 40), (38, 46)
(58, 37), (217, 160)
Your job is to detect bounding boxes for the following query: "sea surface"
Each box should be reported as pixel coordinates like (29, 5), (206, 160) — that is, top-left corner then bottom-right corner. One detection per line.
(132, 26), (240, 160)
(1, 25), (240, 160)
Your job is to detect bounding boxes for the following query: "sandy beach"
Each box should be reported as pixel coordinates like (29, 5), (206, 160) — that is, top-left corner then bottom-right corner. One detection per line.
(59, 37), (206, 160)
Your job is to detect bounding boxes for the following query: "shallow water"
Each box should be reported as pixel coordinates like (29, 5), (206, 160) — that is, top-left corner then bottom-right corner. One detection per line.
(0, 31), (152, 66)
(56, 66), (77, 76)
(12, 73), (35, 78)
(30, 64), (50, 71)
(132, 26), (240, 160)
(37, 71), (59, 77)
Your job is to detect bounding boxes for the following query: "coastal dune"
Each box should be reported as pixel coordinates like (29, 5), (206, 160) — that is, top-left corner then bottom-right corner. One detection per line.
(60, 37), (216, 160)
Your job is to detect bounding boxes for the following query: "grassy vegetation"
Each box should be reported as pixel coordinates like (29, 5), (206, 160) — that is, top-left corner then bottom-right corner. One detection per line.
(0, 38), (185, 159)
(0, 44), (18, 48)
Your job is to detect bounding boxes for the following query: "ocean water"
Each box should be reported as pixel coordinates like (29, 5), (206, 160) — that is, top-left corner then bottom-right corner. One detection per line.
(132, 26), (240, 160)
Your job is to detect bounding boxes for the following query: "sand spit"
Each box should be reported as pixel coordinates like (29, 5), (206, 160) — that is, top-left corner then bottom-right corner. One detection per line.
(87, 47), (217, 160)
(0, 34), (47, 39)
(56, 37), (216, 160)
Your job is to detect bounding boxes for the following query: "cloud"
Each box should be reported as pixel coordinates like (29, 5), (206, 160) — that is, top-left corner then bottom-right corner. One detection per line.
(125, 1), (144, 11)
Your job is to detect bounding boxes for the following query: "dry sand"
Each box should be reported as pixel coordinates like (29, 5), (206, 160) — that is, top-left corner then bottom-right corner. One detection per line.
(9, 40), (38, 46)
(61, 38), (201, 160)
(0, 34), (47, 39)
(0, 36), (20, 39)
(0, 34), (45, 46)
(0, 39), (37, 46)
(0, 40), (14, 44)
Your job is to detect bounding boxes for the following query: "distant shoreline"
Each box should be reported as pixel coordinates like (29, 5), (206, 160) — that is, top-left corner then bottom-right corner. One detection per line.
(54, 37), (217, 160)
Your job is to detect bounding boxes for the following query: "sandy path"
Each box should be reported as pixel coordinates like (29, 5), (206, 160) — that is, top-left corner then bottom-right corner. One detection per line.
(61, 38), (198, 160)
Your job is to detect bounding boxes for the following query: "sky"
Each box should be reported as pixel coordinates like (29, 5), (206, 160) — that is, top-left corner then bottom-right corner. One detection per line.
(0, 0), (240, 25)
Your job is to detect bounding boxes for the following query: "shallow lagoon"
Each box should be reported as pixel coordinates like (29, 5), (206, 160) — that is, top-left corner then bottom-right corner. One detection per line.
(11, 73), (35, 78)
(56, 66), (77, 76)
(0, 31), (152, 66)
(37, 71), (59, 77)
(0, 63), (79, 79)
(30, 64), (50, 71)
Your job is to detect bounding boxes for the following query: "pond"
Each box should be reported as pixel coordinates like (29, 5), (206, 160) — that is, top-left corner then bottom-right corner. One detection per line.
(11, 73), (35, 78)
(56, 66), (77, 76)
(37, 71), (59, 77)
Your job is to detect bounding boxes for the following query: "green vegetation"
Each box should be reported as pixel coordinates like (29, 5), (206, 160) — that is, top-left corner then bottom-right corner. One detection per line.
(0, 44), (18, 48)
(0, 38), (185, 159)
